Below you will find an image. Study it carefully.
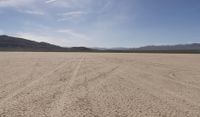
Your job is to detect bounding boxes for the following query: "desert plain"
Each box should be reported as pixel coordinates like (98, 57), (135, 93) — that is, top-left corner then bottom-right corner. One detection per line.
(0, 52), (200, 117)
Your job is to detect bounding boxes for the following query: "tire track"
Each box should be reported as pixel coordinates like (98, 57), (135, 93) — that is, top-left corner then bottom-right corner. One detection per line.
(51, 56), (104, 117)
(63, 56), (103, 117)
(164, 70), (200, 92)
(68, 56), (85, 88)
(68, 67), (99, 117)
(72, 65), (119, 91)
(50, 56), (84, 117)
(61, 64), (120, 117)
(0, 60), (72, 107)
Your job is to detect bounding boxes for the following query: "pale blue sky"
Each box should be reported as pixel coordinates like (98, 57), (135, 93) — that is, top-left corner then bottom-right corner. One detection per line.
(0, 0), (200, 47)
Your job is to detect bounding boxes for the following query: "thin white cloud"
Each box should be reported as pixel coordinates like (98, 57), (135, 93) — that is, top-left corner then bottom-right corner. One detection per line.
(62, 11), (87, 16)
(57, 29), (89, 40)
(45, 0), (72, 7)
(0, 0), (47, 17)
(15, 32), (67, 46)
(16, 32), (54, 42)
(18, 9), (45, 15)
(15, 31), (92, 47)
(60, 11), (87, 18)
(56, 29), (92, 46)
(58, 11), (87, 22)
(0, 0), (34, 7)
(45, 0), (58, 4)
(0, 0), (46, 16)
(48, 0), (93, 8)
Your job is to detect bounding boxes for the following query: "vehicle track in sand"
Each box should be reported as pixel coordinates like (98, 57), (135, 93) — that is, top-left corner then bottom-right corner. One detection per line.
(0, 60), (71, 107)
(49, 56), (84, 117)
(49, 56), (120, 117)
(0, 53), (200, 117)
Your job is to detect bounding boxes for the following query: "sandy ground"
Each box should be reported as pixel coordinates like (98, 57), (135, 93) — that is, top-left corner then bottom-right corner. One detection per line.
(0, 52), (200, 117)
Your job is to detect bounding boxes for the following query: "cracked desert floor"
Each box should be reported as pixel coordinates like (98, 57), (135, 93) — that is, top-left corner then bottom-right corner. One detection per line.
(0, 52), (200, 117)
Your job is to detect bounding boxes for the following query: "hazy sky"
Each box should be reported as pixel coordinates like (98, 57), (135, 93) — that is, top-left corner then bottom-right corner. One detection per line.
(0, 0), (200, 47)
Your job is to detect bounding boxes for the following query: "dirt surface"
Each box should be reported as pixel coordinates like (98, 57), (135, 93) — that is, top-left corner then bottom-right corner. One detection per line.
(0, 52), (200, 117)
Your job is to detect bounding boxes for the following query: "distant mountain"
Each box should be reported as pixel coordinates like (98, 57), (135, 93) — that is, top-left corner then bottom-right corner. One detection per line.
(137, 43), (200, 51)
(0, 35), (92, 52)
(131, 43), (200, 53)
(96, 44), (200, 53)
(0, 35), (64, 51)
(0, 35), (199, 53)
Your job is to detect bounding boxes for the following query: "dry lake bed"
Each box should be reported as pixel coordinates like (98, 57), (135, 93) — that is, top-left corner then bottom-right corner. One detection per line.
(0, 52), (200, 117)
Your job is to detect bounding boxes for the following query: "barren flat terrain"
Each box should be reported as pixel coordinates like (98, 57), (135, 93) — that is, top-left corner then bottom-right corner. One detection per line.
(0, 52), (200, 117)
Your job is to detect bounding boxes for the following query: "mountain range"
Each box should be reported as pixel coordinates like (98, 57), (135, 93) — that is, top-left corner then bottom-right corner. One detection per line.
(0, 35), (199, 53)
(0, 35), (92, 52)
